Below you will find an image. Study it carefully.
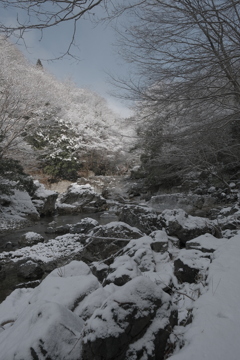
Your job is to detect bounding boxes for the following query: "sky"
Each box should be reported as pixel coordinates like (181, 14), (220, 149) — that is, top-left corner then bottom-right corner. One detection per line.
(1, 5), (133, 117)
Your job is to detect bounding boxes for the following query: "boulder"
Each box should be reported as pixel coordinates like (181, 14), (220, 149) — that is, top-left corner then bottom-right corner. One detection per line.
(0, 301), (84, 360)
(118, 205), (160, 234)
(159, 208), (221, 245)
(149, 193), (217, 216)
(57, 183), (107, 214)
(123, 236), (156, 273)
(104, 255), (141, 286)
(18, 232), (44, 246)
(77, 222), (144, 264)
(82, 277), (177, 360)
(70, 218), (99, 234)
(174, 249), (211, 283)
(149, 230), (169, 253)
(17, 260), (44, 280)
(32, 181), (58, 216)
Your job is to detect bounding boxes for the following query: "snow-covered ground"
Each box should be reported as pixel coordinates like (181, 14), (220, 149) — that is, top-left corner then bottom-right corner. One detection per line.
(169, 234), (240, 360)
(0, 225), (240, 359)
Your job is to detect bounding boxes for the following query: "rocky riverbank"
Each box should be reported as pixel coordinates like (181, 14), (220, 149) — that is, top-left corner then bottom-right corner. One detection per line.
(1, 177), (240, 359)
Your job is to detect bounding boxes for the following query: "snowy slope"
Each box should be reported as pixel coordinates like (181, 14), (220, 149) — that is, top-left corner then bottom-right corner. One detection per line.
(169, 234), (240, 360)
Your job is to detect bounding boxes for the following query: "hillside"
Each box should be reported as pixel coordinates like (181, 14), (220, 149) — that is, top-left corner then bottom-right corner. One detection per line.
(0, 37), (136, 183)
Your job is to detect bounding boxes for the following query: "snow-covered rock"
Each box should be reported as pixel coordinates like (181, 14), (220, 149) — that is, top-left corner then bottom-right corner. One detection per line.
(174, 249), (211, 283)
(79, 222), (144, 264)
(149, 193), (217, 216)
(186, 233), (227, 253)
(168, 234), (240, 360)
(0, 189), (39, 233)
(46, 217), (99, 235)
(57, 183), (107, 214)
(32, 181), (58, 216)
(149, 230), (169, 253)
(118, 204), (160, 234)
(82, 276), (177, 360)
(17, 260), (44, 280)
(18, 231), (44, 246)
(159, 208), (221, 244)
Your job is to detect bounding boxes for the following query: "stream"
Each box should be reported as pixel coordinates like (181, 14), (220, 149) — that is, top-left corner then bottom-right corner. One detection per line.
(0, 211), (118, 253)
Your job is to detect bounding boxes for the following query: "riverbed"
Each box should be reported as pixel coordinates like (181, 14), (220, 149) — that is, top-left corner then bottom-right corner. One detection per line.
(0, 211), (118, 253)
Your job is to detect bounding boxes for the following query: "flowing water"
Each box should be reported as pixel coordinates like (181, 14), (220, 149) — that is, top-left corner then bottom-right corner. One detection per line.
(0, 212), (118, 253)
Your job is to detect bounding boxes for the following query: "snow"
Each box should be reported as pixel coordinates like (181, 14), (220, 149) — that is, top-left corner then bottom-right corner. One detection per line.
(34, 180), (57, 199)
(0, 189), (39, 232)
(169, 233), (240, 360)
(1, 214), (240, 359)
(0, 234), (83, 263)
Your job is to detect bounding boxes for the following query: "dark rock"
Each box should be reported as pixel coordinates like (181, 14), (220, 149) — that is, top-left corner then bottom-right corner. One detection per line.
(104, 255), (141, 286)
(4, 241), (15, 249)
(70, 218), (99, 234)
(17, 260), (44, 280)
(118, 205), (160, 234)
(174, 249), (211, 283)
(0, 265), (6, 281)
(174, 258), (200, 283)
(149, 230), (169, 253)
(91, 262), (109, 283)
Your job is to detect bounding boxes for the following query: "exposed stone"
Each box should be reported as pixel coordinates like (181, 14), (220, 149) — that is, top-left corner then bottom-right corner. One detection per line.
(174, 258), (200, 284)
(17, 260), (44, 280)
(174, 249), (211, 283)
(0, 265), (6, 281)
(104, 255), (141, 286)
(118, 205), (160, 234)
(149, 230), (169, 253)
(91, 262), (109, 283)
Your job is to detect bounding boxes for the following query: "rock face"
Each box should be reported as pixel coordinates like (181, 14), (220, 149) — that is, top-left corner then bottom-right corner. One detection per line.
(32, 181), (58, 216)
(57, 183), (107, 214)
(118, 205), (160, 234)
(82, 277), (177, 360)
(159, 208), (221, 245)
